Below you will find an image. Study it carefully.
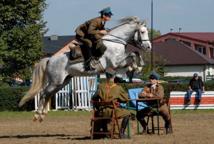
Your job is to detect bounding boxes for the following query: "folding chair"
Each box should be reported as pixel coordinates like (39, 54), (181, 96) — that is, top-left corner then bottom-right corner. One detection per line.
(145, 102), (163, 134)
(127, 88), (148, 133)
(90, 100), (120, 139)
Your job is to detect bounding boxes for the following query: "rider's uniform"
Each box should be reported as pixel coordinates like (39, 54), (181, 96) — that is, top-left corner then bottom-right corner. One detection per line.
(74, 7), (113, 71)
(75, 17), (105, 49)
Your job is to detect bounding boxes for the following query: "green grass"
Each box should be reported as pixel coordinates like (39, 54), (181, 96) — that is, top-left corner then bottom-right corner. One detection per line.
(171, 109), (214, 115)
(0, 109), (213, 119)
(0, 110), (91, 118)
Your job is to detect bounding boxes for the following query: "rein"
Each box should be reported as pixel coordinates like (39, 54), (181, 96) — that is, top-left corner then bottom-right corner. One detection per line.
(102, 29), (150, 48)
(102, 34), (127, 45)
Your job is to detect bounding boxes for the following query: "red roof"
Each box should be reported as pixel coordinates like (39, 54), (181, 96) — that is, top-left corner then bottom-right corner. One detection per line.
(154, 32), (214, 43)
(172, 32), (214, 42)
(153, 40), (214, 65)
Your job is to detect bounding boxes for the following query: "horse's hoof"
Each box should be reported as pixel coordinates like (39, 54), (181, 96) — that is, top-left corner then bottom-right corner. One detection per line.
(33, 117), (37, 122)
(38, 114), (45, 123)
(39, 118), (43, 123)
(33, 114), (39, 122)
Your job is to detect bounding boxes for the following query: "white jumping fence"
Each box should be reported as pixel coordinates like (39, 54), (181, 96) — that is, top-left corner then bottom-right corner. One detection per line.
(35, 76), (98, 111)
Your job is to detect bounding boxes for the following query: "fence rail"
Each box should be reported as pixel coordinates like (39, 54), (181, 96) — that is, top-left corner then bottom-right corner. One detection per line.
(35, 76), (97, 111)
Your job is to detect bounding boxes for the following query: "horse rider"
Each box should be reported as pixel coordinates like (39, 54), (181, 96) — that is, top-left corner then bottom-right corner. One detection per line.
(92, 68), (131, 138)
(75, 7), (113, 71)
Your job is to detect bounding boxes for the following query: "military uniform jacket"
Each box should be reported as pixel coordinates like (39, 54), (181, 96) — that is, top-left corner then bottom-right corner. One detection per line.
(150, 84), (164, 99)
(144, 83), (165, 106)
(92, 82), (130, 118)
(75, 17), (105, 42)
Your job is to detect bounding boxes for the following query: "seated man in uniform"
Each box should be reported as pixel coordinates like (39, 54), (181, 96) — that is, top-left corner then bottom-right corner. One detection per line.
(92, 68), (131, 138)
(75, 7), (113, 71)
(136, 73), (172, 134)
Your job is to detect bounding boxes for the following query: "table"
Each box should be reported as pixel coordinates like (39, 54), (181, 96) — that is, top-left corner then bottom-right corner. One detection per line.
(136, 97), (161, 134)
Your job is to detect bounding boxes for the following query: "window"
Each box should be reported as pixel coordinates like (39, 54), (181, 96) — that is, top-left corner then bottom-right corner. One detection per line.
(210, 47), (214, 58)
(194, 44), (206, 55)
(165, 38), (175, 41)
(180, 40), (191, 47)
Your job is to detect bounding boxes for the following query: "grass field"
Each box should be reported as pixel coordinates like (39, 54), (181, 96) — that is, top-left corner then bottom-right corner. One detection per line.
(0, 110), (214, 144)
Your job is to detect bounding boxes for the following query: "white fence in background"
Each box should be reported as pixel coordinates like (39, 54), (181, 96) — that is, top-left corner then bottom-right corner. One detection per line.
(35, 76), (97, 111)
(55, 83), (71, 110)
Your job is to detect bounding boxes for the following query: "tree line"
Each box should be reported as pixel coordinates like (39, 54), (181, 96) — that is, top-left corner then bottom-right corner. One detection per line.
(0, 0), (46, 82)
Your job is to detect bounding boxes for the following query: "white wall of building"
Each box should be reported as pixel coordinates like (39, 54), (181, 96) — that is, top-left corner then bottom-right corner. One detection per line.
(164, 65), (205, 79)
(164, 65), (214, 81)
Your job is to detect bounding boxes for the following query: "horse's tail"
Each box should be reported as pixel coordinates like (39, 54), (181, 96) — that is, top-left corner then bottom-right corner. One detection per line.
(19, 58), (49, 107)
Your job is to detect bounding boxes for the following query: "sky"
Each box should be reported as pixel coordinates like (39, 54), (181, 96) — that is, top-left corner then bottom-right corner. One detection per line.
(43, 0), (214, 36)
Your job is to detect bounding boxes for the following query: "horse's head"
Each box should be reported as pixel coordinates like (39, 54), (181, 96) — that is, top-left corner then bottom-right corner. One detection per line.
(134, 21), (152, 51)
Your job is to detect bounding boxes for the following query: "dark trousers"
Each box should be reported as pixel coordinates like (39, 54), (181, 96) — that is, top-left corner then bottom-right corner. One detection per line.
(186, 89), (202, 100)
(76, 36), (92, 62)
(137, 104), (171, 129)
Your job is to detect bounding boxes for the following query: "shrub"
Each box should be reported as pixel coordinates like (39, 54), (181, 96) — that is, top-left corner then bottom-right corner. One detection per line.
(119, 81), (214, 98)
(0, 86), (34, 111)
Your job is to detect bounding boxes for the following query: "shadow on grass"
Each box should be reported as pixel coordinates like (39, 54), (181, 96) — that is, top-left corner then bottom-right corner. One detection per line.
(0, 133), (80, 139)
(58, 136), (91, 140)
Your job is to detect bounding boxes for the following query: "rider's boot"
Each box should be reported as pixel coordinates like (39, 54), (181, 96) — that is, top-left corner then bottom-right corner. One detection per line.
(84, 60), (92, 71)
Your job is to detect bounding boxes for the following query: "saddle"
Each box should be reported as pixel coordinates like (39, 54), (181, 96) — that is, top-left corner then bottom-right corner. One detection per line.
(69, 40), (103, 71)
(69, 40), (83, 60)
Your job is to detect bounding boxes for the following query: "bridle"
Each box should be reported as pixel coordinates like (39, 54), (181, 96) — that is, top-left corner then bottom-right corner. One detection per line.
(134, 28), (150, 46)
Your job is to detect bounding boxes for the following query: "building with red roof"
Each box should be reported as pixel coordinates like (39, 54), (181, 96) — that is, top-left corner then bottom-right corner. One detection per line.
(154, 32), (214, 59)
(153, 32), (214, 81)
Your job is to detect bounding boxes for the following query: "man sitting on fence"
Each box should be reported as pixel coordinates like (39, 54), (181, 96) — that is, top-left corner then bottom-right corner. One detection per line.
(91, 68), (131, 138)
(185, 73), (205, 105)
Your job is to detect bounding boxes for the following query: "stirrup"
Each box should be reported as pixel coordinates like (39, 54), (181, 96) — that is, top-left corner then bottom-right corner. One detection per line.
(90, 59), (99, 69)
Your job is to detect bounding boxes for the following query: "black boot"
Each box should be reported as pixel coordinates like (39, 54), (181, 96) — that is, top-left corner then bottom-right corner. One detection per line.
(138, 119), (147, 134)
(84, 57), (97, 71)
(165, 120), (172, 134)
(80, 45), (93, 71)
(120, 116), (130, 139)
(84, 59), (92, 71)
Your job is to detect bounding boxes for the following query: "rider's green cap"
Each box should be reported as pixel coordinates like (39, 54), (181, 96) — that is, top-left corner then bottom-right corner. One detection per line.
(99, 7), (113, 16)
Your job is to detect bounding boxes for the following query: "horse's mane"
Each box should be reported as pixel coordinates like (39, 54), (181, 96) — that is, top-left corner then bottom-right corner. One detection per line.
(118, 16), (141, 24)
(109, 16), (146, 32)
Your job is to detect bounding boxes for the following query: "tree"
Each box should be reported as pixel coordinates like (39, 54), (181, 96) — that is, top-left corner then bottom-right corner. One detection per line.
(0, 0), (46, 80)
(139, 29), (162, 80)
(149, 29), (161, 40)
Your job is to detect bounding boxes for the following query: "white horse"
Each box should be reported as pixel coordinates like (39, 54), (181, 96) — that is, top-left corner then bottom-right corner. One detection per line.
(19, 16), (151, 121)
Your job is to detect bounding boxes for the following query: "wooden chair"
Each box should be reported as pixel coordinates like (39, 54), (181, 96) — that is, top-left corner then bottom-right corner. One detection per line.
(90, 100), (120, 139)
(146, 97), (173, 134)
